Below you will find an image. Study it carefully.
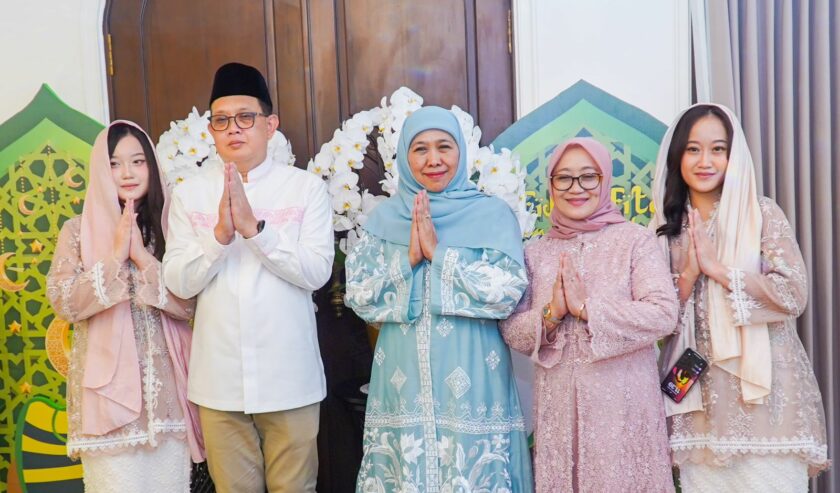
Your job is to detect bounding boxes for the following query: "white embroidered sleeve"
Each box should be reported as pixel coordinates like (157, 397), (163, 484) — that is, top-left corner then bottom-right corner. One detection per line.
(344, 231), (422, 324)
(723, 198), (808, 325)
(135, 261), (195, 320)
(726, 268), (763, 326)
(431, 246), (527, 319)
(46, 219), (130, 323)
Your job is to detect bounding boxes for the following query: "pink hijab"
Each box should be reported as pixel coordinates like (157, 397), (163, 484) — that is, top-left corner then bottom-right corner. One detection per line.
(79, 120), (205, 462)
(546, 137), (625, 238)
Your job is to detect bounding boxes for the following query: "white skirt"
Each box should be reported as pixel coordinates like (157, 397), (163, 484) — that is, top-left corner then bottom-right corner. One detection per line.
(80, 437), (191, 493)
(679, 455), (808, 493)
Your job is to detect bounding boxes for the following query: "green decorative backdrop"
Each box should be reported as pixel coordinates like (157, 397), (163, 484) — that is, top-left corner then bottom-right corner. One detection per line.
(0, 84), (100, 492)
(0, 80), (668, 491)
(492, 79), (667, 235)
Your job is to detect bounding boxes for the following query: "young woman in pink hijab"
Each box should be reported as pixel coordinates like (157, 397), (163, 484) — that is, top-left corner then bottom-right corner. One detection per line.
(500, 137), (678, 492)
(47, 121), (204, 492)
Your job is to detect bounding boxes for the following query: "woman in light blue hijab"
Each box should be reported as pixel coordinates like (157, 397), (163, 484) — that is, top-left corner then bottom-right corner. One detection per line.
(346, 106), (534, 492)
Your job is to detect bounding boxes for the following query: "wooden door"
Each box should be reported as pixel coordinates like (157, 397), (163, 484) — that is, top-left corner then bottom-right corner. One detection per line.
(104, 0), (514, 165)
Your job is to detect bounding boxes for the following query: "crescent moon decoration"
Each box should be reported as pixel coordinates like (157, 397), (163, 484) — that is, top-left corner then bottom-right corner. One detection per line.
(0, 252), (29, 292)
(45, 318), (72, 377)
(17, 194), (34, 216)
(63, 168), (83, 189)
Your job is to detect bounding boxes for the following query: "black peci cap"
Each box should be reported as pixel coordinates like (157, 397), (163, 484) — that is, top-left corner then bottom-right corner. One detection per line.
(209, 62), (272, 112)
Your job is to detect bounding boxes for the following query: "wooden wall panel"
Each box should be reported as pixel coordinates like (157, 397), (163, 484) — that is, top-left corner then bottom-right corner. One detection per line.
(475, 0), (514, 143)
(142, 1), (270, 139)
(307, 0), (342, 151)
(105, 0), (513, 163)
(105, 0), (149, 128)
(339, 0), (470, 116)
(273, 0), (314, 161)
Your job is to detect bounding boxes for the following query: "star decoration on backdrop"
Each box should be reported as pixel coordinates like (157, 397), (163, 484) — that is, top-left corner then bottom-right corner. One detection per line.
(19, 382), (32, 395)
(30, 239), (44, 253)
(8, 320), (22, 335)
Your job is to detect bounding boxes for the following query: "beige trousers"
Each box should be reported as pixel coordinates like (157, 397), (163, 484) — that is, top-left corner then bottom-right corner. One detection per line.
(199, 403), (320, 493)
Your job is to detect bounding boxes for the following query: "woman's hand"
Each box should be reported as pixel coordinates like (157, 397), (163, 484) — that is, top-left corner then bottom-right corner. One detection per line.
(409, 195), (424, 267)
(561, 254), (588, 321)
(689, 208), (729, 286)
(675, 211), (702, 302)
(114, 199), (132, 263)
(127, 199), (156, 270)
(415, 190), (438, 262)
(548, 252), (569, 321)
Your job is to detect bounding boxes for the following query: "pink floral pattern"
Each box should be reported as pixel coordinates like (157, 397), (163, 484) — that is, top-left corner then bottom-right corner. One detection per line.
(187, 207), (304, 230)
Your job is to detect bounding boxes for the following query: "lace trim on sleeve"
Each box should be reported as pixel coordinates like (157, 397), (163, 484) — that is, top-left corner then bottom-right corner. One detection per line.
(726, 268), (762, 326)
(88, 261), (111, 307)
(145, 262), (169, 309)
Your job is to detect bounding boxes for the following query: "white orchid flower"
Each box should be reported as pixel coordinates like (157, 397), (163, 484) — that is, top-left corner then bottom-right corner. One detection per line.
(368, 107), (386, 126)
(390, 87), (423, 110)
(345, 110), (374, 134)
(331, 189), (362, 213)
(376, 135), (395, 160)
(450, 105), (474, 130)
(334, 149), (365, 170)
(333, 214), (354, 232)
(330, 130), (365, 169)
(329, 172), (360, 196)
(331, 159), (353, 176)
(380, 172), (399, 196)
(159, 126), (178, 147)
(157, 141), (179, 162)
(338, 228), (362, 255)
(469, 146), (493, 176)
(176, 135), (210, 160)
(307, 158), (329, 177)
(268, 131), (294, 166)
(184, 108), (213, 143)
(308, 144), (333, 176)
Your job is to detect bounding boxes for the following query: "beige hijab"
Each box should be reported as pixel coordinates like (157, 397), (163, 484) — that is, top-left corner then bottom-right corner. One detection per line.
(651, 103), (770, 416)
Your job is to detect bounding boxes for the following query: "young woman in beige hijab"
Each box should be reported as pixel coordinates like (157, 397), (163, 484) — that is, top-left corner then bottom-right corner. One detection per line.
(652, 104), (829, 492)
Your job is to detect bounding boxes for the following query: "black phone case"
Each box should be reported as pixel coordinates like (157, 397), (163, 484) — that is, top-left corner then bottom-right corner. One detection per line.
(661, 348), (709, 403)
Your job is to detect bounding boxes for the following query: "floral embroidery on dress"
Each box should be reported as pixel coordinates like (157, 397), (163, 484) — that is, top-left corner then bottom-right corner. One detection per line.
(499, 222), (678, 492)
(666, 197), (828, 475)
(45, 217), (191, 457)
(346, 230), (532, 492)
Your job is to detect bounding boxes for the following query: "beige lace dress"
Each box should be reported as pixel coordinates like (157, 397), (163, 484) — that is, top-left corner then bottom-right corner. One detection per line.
(666, 197), (829, 492)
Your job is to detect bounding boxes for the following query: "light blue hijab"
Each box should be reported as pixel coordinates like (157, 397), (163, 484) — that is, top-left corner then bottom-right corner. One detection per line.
(363, 106), (524, 265)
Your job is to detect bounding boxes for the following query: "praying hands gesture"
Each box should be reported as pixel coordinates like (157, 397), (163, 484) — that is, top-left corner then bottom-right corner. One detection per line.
(547, 252), (588, 325)
(114, 198), (156, 270)
(214, 162), (260, 245)
(408, 190), (438, 267)
(677, 208), (729, 301)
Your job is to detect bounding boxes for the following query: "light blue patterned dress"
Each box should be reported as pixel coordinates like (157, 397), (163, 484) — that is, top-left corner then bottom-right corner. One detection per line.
(346, 230), (534, 493)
